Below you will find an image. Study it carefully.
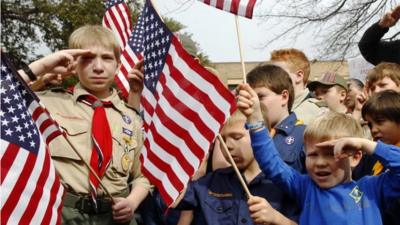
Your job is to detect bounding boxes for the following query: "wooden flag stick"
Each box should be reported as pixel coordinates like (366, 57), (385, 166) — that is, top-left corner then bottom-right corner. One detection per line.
(235, 16), (247, 83)
(62, 135), (115, 203)
(217, 134), (252, 198)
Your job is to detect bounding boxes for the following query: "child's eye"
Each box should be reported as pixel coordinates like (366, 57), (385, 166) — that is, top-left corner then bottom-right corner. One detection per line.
(307, 152), (317, 157)
(232, 134), (243, 140)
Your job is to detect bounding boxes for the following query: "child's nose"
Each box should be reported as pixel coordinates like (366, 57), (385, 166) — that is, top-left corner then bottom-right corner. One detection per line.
(93, 58), (104, 72)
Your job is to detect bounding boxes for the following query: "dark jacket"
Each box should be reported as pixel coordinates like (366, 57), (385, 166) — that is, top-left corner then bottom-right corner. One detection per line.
(358, 22), (400, 65)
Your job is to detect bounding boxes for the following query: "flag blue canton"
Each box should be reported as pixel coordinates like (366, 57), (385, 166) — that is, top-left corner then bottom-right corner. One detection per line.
(131, 1), (172, 92)
(105, 0), (125, 9)
(0, 61), (40, 154)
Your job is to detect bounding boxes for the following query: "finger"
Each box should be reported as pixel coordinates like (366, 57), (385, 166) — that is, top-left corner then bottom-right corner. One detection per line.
(134, 60), (144, 72)
(63, 49), (94, 58)
(392, 5), (400, 20)
(315, 140), (337, 148)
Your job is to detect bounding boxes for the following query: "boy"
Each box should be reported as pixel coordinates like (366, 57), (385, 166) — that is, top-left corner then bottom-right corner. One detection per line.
(247, 64), (306, 172)
(361, 90), (400, 225)
(365, 62), (400, 95)
(236, 83), (400, 225)
(20, 25), (151, 224)
(175, 111), (298, 225)
(270, 48), (326, 125)
(307, 72), (348, 113)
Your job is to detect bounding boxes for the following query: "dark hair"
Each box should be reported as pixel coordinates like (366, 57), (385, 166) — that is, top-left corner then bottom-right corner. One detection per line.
(247, 64), (295, 112)
(347, 78), (364, 90)
(362, 90), (400, 123)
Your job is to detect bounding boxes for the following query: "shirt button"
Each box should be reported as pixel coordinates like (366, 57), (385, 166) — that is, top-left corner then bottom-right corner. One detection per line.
(216, 206), (223, 212)
(241, 218), (247, 223)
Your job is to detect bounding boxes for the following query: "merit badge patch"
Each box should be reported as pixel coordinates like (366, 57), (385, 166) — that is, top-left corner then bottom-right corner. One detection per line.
(285, 136), (295, 145)
(123, 128), (133, 137)
(122, 114), (132, 124)
(349, 185), (363, 203)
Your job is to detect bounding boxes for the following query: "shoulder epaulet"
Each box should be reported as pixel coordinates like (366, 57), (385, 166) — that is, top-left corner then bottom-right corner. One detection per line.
(48, 87), (72, 94)
(308, 98), (327, 108)
(295, 119), (304, 126)
(124, 103), (141, 116)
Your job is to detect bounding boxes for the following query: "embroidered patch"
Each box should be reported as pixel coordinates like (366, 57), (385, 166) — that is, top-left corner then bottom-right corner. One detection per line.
(285, 136), (295, 145)
(208, 190), (233, 198)
(123, 128), (133, 136)
(122, 114), (132, 124)
(349, 185), (363, 203)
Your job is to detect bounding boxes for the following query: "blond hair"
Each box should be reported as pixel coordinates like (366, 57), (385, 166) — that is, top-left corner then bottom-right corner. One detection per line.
(68, 25), (121, 60)
(270, 48), (311, 83)
(366, 62), (400, 88)
(304, 112), (363, 144)
(222, 110), (247, 129)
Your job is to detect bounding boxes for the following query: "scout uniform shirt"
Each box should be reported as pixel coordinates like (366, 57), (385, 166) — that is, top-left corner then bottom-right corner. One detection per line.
(292, 88), (327, 125)
(37, 83), (151, 195)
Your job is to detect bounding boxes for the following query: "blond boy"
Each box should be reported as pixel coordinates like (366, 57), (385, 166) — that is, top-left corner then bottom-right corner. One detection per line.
(366, 62), (400, 95)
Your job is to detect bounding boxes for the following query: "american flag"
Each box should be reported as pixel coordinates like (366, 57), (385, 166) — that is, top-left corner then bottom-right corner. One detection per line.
(0, 52), (64, 225)
(198, 0), (257, 19)
(135, 1), (236, 206)
(103, 0), (143, 98)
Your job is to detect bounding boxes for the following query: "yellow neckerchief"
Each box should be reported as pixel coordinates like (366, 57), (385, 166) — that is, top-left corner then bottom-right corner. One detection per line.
(372, 141), (400, 175)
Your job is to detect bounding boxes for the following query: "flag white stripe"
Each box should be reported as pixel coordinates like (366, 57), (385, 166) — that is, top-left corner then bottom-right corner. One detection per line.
(8, 140), (46, 223)
(168, 45), (232, 119)
(237, 0), (250, 17)
(141, 144), (179, 199)
(150, 113), (201, 169)
(146, 131), (190, 182)
(0, 147), (29, 209)
(30, 147), (59, 224)
(223, 0), (232, 12)
(48, 185), (64, 225)
(210, 0), (218, 7)
(104, 14), (125, 48)
(111, 6), (130, 46)
(162, 62), (220, 132)
(158, 94), (209, 150)
(0, 139), (8, 158)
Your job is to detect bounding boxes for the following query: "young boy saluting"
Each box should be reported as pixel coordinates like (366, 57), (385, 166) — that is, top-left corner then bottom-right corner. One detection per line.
(20, 25), (151, 225)
(237, 83), (400, 225)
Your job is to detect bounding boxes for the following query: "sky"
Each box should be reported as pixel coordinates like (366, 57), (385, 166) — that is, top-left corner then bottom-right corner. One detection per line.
(156, 0), (318, 63)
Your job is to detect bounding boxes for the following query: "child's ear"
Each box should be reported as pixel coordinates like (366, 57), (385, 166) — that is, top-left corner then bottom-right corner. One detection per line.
(294, 70), (304, 84)
(339, 89), (347, 103)
(281, 89), (289, 106)
(350, 150), (363, 168)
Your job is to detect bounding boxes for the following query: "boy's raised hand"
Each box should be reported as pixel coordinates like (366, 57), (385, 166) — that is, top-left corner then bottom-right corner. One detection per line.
(127, 60), (144, 94)
(379, 5), (400, 28)
(236, 83), (263, 123)
(316, 137), (377, 160)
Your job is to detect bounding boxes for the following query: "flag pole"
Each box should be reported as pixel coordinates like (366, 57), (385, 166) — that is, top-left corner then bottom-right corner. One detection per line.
(234, 16), (247, 83)
(217, 134), (252, 198)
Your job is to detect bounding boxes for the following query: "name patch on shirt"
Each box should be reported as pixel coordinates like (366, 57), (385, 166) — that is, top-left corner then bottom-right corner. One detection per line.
(208, 190), (233, 198)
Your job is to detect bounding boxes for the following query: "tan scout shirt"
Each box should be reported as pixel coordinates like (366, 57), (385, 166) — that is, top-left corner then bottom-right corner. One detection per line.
(293, 88), (327, 125)
(37, 83), (151, 195)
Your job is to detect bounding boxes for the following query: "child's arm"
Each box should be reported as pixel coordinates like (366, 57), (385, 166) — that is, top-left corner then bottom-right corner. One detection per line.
(316, 137), (377, 160)
(248, 196), (297, 225)
(236, 84), (303, 195)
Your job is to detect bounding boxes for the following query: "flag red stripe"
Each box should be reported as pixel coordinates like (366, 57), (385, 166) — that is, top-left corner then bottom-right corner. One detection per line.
(158, 75), (215, 142)
(114, 75), (129, 97)
(139, 155), (174, 205)
(147, 122), (195, 175)
(141, 94), (156, 118)
(31, 105), (44, 121)
(143, 140), (184, 190)
(230, 0), (238, 14)
(152, 103), (205, 160)
(216, 0), (225, 9)
(1, 151), (36, 224)
(41, 173), (62, 225)
(164, 56), (226, 125)
(45, 130), (63, 145)
(115, 4), (131, 41)
(246, 0), (257, 18)
(107, 11), (127, 46)
(122, 3), (133, 31)
(0, 143), (20, 184)
(18, 150), (51, 224)
(172, 38), (236, 111)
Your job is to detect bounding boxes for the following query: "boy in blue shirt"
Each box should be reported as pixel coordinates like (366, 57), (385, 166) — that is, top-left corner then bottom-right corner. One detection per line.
(175, 110), (298, 225)
(237, 83), (400, 225)
(247, 64), (306, 172)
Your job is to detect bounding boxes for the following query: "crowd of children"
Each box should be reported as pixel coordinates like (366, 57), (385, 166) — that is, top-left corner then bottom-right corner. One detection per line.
(11, 4), (400, 225)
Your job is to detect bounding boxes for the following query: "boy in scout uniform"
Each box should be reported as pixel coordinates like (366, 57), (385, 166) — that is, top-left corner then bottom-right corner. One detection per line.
(270, 48), (327, 125)
(20, 25), (151, 224)
(247, 64), (306, 173)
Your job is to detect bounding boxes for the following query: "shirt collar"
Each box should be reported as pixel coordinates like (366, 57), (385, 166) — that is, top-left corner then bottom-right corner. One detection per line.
(274, 113), (298, 135)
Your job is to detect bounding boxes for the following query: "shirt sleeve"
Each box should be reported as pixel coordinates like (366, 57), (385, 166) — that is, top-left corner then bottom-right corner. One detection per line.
(373, 141), (400, 200)
(251, 128), (304, 198)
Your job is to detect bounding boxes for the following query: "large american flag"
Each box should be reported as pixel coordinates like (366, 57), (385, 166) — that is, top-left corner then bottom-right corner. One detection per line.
(0, 52), (64, 225)
(135, 1), (236, 206)
(103, 0), (143, 98)
(198, 0), (257, 19)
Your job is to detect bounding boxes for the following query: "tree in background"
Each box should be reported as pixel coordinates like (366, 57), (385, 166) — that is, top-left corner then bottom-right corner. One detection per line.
(1, 0), (210, 69)
(256, 0), (399, 59)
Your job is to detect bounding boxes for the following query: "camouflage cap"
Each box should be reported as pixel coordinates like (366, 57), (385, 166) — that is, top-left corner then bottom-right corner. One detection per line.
(307, 72), (348, 91)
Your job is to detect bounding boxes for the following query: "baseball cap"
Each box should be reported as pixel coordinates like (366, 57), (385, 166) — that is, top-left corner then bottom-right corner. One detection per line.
(307, 72), (348, 91)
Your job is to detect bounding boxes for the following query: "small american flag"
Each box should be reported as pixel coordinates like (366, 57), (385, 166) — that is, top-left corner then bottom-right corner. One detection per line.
(0, 52), (64, 225)
(198, 0), (257, 19)
(103, 0), (143, 97)
(135, 1), (236, 206)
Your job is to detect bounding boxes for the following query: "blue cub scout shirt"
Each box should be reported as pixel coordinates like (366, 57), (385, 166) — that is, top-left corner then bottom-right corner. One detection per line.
(272, 113), (306, 173)
(177, 167), (299, 225)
